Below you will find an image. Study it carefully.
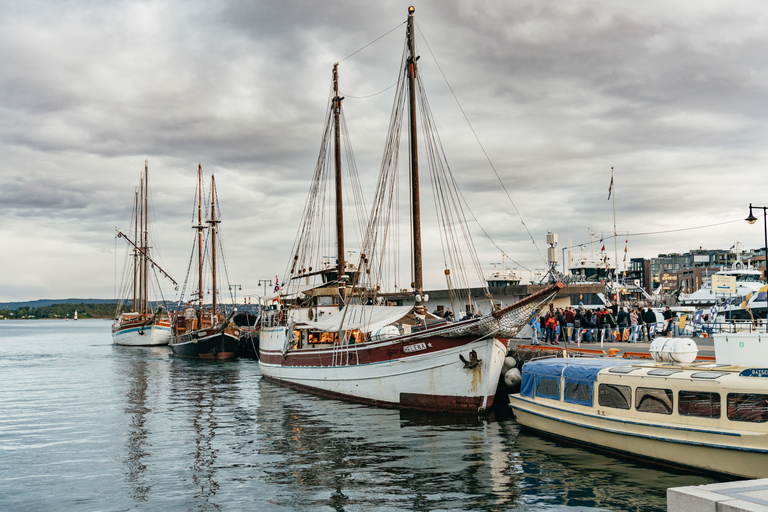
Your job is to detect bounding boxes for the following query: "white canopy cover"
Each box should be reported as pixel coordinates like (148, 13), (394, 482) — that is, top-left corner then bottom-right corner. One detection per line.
(296, 305), (421, 333)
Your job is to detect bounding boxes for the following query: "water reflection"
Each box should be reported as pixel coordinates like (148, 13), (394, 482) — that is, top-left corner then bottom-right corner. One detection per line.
(255, 379), (714, 512)
(167, 359), (243, 512)
(509, 429), (714, 511)
(114, 345), (168, 502)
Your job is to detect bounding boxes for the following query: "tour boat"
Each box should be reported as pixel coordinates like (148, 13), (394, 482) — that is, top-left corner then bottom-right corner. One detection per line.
(169, 165), (240, 360)
(112, 160), (177, 346)
(259, 7), (561, 414)
(509, 338), (768, 478)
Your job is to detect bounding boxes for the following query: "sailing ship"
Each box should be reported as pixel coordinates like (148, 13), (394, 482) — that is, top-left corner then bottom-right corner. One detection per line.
(112, 160), (177, 346)
(169, 165), (240, 360)
(259, 6), (561, 414)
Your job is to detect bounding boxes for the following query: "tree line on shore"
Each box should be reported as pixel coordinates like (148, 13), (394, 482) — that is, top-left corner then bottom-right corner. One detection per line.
(0, 303), (128, 320)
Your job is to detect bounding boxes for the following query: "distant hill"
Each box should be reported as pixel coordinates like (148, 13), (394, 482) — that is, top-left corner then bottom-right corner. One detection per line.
(0, 299), (118, 310)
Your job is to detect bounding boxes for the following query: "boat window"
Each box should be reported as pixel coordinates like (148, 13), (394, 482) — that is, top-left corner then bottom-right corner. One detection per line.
(690, 372), (728, 379)
(535, 378), (560, 400)
(598, 384), (631, 410)
(727, 393), (768, 423)
(678, 391), (721, 418)
(635, 387), (673, 415)
(647, 369), (682, 376)
(608, 367), (638, 374)
(565, 381), (592, 406)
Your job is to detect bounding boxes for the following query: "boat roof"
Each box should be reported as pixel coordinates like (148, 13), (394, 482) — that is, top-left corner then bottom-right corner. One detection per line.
(523, 357), (633, 380)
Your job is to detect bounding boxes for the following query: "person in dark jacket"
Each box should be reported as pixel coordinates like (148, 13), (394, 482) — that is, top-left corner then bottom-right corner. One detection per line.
(616, 307), (629, 342)
(556, 309), (568, 345)
(662, 306), (674, 336)
(643, 306), (657, 340)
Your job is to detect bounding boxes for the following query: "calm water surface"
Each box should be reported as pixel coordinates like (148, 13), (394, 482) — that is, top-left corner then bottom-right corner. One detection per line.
(0, 320), (714, 511)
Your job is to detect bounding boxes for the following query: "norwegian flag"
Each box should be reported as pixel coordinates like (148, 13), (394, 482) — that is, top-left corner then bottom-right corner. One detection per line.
(274, 276), (280, 293)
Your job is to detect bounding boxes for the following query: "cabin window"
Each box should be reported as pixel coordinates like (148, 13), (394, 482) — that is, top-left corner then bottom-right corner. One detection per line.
(678, 391), (721, 418)
(598, 384), (631, 410)
(565, 381), (593, 406)
(727, 393), (768, 423)
(635, 387), (673, 415)
(535, 377), (560, 400)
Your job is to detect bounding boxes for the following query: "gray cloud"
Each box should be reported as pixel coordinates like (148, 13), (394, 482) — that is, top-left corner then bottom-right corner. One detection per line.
(1, 0), (767, 301)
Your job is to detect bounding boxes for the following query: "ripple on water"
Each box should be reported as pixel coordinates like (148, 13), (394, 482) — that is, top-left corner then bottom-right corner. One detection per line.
(0, 320), (714, 511)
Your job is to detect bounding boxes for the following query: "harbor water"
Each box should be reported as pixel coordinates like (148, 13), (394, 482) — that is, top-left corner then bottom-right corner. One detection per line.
(0, 320), (713, 511)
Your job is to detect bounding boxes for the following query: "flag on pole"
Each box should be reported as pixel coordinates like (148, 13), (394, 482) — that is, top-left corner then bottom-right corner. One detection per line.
(274, 276), (280, 293)
(607, 175), (614, 200)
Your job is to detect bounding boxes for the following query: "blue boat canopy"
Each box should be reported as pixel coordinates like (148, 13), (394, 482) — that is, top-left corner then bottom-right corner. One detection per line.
(520, 358), (633, 406)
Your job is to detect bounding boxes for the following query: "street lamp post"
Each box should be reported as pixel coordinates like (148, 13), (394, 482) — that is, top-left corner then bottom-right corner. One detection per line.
(229, 284), (241, 305)
(258, 279), (273, 298)
(745, 203), (768, 282)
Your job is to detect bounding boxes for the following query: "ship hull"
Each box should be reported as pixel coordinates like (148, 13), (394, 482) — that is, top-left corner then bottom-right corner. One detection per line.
(509, 395), (768, 479)
(169, 330), (239, 360)
(259, 326), (506, 414)
(112, 317), (171, 346)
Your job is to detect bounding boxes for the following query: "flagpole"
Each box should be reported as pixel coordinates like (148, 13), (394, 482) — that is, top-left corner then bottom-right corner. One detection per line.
(611, 166), (619, 307)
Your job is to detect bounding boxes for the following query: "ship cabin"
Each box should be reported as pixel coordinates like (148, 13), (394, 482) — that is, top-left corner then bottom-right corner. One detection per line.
(519, 358), (768, 429)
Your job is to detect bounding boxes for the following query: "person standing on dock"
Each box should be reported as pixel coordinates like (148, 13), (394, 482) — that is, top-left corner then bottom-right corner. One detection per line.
(629, 307), (640, 342)
(565, 307), (575, 343)
(530, 316), (541, 345)
(663, 306), (673, 337)
(643, 305), (657, 341)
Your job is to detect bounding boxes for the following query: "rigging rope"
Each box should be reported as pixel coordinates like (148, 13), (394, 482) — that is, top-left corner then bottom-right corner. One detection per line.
(339, 21), (406, 63)
(416, 22), (547, 266)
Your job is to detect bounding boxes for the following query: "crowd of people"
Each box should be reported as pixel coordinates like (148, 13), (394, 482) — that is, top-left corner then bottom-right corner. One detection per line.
(528, 302), (670, 345)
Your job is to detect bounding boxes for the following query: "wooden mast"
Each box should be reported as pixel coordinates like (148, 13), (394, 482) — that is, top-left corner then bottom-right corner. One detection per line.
(196, 164), (204, 326)
(132, 184), (138, 312)
(406, 5), (423, 309)
(209, 175), (219, 319)
(333, 63), (346, 303)
(143, 159), (149, 315)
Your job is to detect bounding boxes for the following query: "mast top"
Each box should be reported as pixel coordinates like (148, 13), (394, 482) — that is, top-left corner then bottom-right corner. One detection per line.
(409, 5), (414, 13)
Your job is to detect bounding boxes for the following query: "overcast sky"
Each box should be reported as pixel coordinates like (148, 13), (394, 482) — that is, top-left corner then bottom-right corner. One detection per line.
(2, 0), (767, 303)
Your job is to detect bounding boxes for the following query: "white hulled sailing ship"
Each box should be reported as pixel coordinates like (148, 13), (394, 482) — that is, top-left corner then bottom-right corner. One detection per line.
(259, 7), (561, 414)
(113, 160), (178, 346)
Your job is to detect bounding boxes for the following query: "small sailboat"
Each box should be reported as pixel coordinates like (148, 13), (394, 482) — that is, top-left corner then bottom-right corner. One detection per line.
(169, 165), (240, 360)
(112, 160), (177, 346)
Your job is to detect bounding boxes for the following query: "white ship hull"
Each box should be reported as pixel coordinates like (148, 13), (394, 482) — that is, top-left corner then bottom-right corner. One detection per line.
(112, 318), (171, 346)
(259, 326), (507, 414)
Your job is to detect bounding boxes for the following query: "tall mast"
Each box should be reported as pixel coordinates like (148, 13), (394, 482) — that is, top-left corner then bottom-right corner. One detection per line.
(196, 164), (204, 325)
(406, 5), (423, 308)
(143, 159), (149, 314)
(209, 175), (219, 319)
(333, 63), (346, 299)
(611, 166), (619, 306)
(132, 184), (138, 311)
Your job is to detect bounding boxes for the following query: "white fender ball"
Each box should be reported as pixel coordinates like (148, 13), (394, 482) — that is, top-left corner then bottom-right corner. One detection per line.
(501, 356), (517, 374)
(504, 368), (522, 388)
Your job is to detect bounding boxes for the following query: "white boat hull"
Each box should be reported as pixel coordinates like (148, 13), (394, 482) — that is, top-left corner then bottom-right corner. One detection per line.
(112, 320), (171, 346)
(509, 394), (768, 478)
(259, 326), (506, 414)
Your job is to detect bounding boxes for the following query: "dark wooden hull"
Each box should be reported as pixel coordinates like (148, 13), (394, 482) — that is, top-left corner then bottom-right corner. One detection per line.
(170, 330), (239, 360)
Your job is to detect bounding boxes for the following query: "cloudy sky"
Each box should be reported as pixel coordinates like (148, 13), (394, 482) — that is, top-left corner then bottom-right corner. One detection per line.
(2, 0), (767, 303)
